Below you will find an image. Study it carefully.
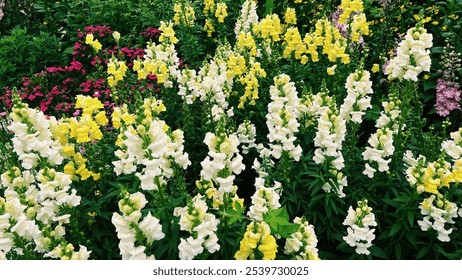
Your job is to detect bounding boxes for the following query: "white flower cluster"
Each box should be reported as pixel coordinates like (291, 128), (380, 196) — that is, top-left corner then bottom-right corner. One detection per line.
(441, 128), (462, 160)
(174, 194), (220, 260)
(237, 120), (257, 154)
(362, 93), (401, 178)
(234, 0), (259, 36)
(343, 199), (377, 255)
(299, 86), (347, 197)
(198, 51), (235, 122)
(247, 177), (282, 221)
(178, 44), (234, 121)
(111, 192), (165, 260)
(200, 132), (245, 193)
(8, 105), (63, 170)
(0, 167), (87, 260)
(385, 26), (433, 81)
(284, 216), (320, 260)
(266, 74), (302, 161)
(339, 69), (373, 124)
(112, 98), (191, 191)
(177, 68), (202, 105)
(417, 195), (458, 242)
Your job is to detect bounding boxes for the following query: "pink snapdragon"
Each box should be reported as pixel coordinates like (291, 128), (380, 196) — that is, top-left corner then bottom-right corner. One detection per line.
(435, 79), (461, 117)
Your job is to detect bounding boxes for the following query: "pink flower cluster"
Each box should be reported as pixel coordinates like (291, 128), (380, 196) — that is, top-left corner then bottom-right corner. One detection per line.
(435, 79), (461, 117)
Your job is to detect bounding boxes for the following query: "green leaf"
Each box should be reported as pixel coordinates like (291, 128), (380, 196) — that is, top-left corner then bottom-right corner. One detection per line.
(395, 243), (402, 259)
(431, 46), (444, 54)
(389, 223), (403, 237)
(369, 246), (388, 259)
(263, 207), (299, 238)
(265, 0), (274, 15)
(416, 246), (430, 259)
(407, 211), (414, 226)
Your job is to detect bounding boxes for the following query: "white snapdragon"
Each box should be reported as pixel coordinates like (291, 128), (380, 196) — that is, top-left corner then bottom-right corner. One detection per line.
(441, 128), (462, 160)
(237, 120), (257, 154)
(234, 0), (259, 36)
(362, 94), (401, 178)
(418, 195), (458, 242)
(385, 26), (433, 81)
(284, 216), (320, 260)
(340, 69), (373, 124)
(195, 45), (235, 123)
(177, 68), (202, 104)
(343, 199), (377, 255)
(299, 86), (348, 197)
(266, 74), (302, 161)
(247, 177), (282, 221)
(111, 191), (165, 260)
(200, 132), (245, 193)
(8, 105), (64, 170)
(0, 166), (85, 259)
(173, 194), (220, 260)
(112, 98), (191, 191)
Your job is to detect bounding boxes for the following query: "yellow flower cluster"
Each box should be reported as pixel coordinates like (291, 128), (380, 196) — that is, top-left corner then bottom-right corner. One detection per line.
(282, 17), (350, 65)
(339, 0), (364, 24)
(173, 2), (196, 26)
(51, 95), (108, 180)
(70, 95), (108, 143)
(408, 158), (456, 195)
(234, 221), (278, 260)
(350, 13), (370, 42)
(55, 95), (107, 181)
(316, 19), (350, 64)
(283, 27), (308, 64)
(239, 61), (266, 108)
(236, 32), (258, 57)
(215, 2), (228, 23)
(253, 14), (282, 43)
(203, 0), (215, 16)
(107, 57), (128, 88)
(133, 55), (169, 83)
(204, 18), (215, 37)
(227, 33), (266, 109)
(63, 152), (100, 181)
(284, 8), (297, 25)
(159, 21), (179, 44)
(85, 34), (102, 53)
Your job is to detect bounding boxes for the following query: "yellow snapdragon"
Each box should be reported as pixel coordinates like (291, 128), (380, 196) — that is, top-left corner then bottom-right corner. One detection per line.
(351, 13), (370, 42)
(253, 14), (282, 43)
(85, 33), (102, 52)
(283, 27), (308, 64)
(339, 0), (364, 24)
(215, 2), (228, 23)
(173, 2), (196, 26)
(284, 8), (297, 25)
(204, 18), (215, 37)
(203, 0), (216, 16)
(107, 57), (128, 88)
(235, 221), (278, 260)
(159, 21), (179, 44)
(237, 32), (257, 56)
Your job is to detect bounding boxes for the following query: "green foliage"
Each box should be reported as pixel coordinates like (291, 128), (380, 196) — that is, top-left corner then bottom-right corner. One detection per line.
(0, 27), (64, 89)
